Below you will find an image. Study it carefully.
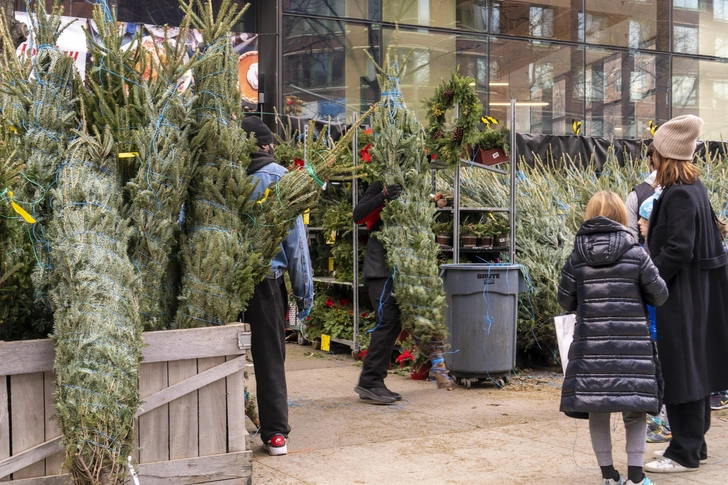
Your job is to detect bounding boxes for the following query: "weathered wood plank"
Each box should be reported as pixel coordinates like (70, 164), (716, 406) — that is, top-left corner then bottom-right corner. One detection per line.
(225, 356), (246, 453)
(138, 362), (169, 464)
(0, 325), (251, 375)
(197, 358), (226, 457)
(0, 376), (8, 483)
(0, 437), (62, 480)
(134, 452), (251, 484)
(43, 372), (63, 475)
(137, 356), (245, 418)
(0, 340), (54, 376)
(4, 475), (70, 484)
(168, 359), (198, 460)
(142, 325), (250, 363)
(11, 373), (46, 478)
(7, 474), (250, 485)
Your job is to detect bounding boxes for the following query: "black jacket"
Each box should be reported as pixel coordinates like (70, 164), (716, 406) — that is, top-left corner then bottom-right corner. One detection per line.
(647, 180), (728, 403)
(558, 216), (668, 416)
(353, 181), (389, 280)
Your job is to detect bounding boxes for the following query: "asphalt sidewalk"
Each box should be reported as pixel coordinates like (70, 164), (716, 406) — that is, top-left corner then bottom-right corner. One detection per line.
(248, 344), (728, 485)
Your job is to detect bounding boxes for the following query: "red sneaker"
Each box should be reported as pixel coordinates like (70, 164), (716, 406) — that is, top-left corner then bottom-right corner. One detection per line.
(262, 434), (288, 456)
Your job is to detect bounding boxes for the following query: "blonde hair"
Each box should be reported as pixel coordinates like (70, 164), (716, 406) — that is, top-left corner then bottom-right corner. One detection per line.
(585, 191), (628, 226)
(653, 149), (700, 188)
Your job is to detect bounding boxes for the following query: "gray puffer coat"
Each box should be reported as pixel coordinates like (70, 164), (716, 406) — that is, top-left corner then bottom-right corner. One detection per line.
(558, 216), (669, 416)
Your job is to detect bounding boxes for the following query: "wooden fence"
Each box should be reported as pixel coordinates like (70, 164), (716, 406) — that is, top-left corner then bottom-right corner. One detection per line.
(0, 324), (252, 484)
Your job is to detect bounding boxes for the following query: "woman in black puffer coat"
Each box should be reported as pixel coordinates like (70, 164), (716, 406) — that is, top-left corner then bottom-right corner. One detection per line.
(558, 191), (668, 485)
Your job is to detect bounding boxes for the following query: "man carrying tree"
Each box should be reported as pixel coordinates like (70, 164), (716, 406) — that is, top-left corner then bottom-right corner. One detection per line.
(240, 115), (314, 456)
(353, 181), (404, 405)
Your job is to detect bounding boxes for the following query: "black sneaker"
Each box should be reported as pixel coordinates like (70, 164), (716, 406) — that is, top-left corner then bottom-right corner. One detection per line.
(355, 385), (396, 404)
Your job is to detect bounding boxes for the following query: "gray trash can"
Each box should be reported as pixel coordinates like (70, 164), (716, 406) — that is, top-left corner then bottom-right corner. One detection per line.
(440, 264), (527, 388)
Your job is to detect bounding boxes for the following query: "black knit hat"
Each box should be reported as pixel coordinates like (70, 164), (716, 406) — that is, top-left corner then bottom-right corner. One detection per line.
(240, 116), (274, 146)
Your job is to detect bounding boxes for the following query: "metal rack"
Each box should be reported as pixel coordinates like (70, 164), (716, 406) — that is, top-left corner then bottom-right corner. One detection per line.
(294, 113), (362, 351)
(443, 99), (518, 264)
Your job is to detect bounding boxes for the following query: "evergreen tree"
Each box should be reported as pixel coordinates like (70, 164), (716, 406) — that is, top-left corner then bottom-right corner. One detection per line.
(49, 127), (141, 485)
(8, 1), (78, 332)
(368, 47), (453, 389)
(174, 0), (262, 327)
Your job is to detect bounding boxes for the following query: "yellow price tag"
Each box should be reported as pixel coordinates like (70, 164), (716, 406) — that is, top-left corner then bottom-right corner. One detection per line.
(321, 334), (331, 352)
(325, 230), (336, 245)
(256, 188), (270, 205)
(118, 152), (140, 159)
(303, 209), (310, 225)
(7, 191), (36, 224)
(328, 257), (335, 272)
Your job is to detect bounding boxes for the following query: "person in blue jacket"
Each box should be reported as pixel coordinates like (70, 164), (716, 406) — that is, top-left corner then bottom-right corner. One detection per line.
(240, 116), (314, 456)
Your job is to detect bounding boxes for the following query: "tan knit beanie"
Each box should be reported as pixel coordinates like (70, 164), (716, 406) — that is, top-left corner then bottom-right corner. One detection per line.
(652, 114), (703, 160)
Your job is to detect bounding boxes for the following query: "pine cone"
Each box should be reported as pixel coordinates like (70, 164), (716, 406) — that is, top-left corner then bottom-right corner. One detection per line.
(433, 130), (444, 140)
(451, 126), (464, 141)
(441, 89), (454, 102)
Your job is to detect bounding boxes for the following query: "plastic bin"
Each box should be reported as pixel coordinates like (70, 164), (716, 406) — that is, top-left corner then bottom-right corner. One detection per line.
(440, 264), (527, 388)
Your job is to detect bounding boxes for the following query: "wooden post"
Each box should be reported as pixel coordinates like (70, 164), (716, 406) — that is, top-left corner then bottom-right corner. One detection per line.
(43, 373), (63, 475)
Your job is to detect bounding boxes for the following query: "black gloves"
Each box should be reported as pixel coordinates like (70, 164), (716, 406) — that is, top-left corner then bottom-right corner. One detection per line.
(383, 184), (402, 201)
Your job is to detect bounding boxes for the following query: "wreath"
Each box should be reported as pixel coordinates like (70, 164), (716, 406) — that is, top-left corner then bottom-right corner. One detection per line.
(424, 70), (483, 166)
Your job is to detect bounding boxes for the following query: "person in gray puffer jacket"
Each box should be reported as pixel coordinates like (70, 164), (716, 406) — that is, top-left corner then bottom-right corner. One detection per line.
(558, 191), (669, 485)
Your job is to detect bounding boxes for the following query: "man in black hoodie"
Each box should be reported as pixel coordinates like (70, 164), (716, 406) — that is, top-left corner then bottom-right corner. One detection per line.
(240, 116), (314, 456)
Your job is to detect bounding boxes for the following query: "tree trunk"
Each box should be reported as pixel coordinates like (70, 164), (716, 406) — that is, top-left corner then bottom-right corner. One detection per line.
(0, 0), (28, 52)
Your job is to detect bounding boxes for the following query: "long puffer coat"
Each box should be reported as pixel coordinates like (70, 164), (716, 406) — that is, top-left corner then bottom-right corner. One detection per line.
(647, 180), (728, 403)
(558, 216), (669, 416)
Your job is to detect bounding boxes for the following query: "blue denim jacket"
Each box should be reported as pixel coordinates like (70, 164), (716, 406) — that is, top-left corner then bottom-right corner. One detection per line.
(250, 162), (314, 310)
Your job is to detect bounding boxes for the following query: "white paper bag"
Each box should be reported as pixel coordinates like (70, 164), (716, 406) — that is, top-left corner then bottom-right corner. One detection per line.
(554, 314), (576, 375)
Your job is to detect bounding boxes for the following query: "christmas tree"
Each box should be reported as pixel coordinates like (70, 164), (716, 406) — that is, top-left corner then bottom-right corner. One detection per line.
(368, 46), (453, 389)
(174, 0), (262, 327)
(49, 127), (142, 485)
(3, 1), (78, 331)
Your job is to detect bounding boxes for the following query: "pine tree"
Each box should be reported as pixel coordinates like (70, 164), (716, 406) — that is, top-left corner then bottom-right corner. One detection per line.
(174, 0), (262, 327)
(368, 46), (453, 389)
(7, 1), (78, 331)
(49, 127), (142, 485)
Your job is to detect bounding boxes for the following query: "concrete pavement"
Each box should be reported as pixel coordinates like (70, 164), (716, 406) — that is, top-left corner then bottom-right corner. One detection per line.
(248, 344), (727, 485)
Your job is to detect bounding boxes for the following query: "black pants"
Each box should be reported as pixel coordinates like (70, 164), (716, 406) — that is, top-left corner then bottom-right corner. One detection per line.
(243, 276), (290, 442)
(664, 396), (711, 468)
(358, 277), (401, 389)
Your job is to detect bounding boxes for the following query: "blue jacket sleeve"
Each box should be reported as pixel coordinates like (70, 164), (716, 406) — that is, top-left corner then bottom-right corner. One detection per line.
(282, 214), (314, 310)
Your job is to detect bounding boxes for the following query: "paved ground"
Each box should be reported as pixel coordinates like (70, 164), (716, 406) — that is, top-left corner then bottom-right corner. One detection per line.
(247, 343), (728, 485)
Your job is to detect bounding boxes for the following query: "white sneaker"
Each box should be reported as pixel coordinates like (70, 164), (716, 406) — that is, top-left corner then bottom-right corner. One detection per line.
(602, 478), (625, 485)
(645, 456), (698, 473)
(261, 434), (288, 456)
(653, 449), (707, 463)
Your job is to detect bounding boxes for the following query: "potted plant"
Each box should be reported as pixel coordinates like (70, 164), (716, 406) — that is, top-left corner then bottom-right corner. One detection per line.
(469, 126), (510, 167)
(492, 218), (510, 248)
(433, 220), (453, 247)
(477, 221), (494, 248)
(460, 223), (478, 248)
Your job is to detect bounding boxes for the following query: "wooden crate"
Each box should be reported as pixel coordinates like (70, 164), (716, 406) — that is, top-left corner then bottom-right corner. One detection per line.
(0, 324), (252, 484)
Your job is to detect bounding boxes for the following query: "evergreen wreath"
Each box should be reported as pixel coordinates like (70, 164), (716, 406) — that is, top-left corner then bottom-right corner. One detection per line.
(424, 69), (483, 166)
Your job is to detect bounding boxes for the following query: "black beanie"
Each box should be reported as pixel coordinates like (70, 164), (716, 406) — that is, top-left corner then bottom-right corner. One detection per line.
(240, 116), (274, 146)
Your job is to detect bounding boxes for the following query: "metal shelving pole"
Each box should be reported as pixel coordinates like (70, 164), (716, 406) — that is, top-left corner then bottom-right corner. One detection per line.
(352, 112), (360, 352)
(453, 104), (461, 263)
(509, 99), (517, 264)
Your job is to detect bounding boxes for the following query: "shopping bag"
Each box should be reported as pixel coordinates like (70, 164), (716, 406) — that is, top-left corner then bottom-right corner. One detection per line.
(554, 314), (576, 375)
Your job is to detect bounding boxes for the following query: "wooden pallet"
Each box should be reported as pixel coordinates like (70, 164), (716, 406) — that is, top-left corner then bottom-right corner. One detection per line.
(0, 324), (252, 484)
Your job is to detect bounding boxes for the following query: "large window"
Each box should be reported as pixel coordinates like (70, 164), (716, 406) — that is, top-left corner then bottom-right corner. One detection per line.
(280, 0), (728, 136)
(489, 38), (583, 135)
(584, 48), (669, 138)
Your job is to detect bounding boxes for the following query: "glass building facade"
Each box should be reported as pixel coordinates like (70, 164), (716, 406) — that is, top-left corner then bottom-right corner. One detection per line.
(281, 0), (728, 139)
